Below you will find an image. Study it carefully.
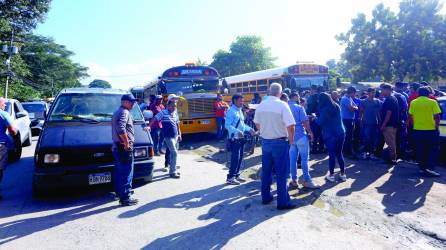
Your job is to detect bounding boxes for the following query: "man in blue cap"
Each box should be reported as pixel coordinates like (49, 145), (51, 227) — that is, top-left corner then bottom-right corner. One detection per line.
(112, 93), (138, 206)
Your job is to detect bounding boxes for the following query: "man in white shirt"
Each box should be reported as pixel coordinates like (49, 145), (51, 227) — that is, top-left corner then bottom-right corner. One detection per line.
(254, 83), (297, 210)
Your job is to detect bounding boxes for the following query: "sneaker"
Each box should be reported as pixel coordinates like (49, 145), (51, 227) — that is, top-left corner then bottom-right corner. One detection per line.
(423, 169), (441, 177)
(119, 198), (138, 206)
(303, 180), (320, 189)
(236, 177), (246, 183)
(289, 180), (299, 189)
(339, 174), (347, 182)
(169, 173), (181, 179)
(226, 178), (240, 185)
(162, 166), (168, 172)
(325, 175), (336, 183)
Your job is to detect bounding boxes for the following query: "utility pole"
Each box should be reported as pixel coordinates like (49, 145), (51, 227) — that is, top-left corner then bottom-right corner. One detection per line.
(2, 29), (17, 99)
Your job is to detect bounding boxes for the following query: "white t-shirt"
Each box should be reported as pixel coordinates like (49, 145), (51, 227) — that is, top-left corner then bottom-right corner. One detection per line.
(253, 96), (296, 139)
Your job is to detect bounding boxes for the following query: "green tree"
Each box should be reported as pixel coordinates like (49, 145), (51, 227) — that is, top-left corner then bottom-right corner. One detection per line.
(195, 58), (207, 66)
(0, 0), (51, 34)
(337, 0), (446, 83)
(89, 79), (111, 88)
(210, 35), (276, 77)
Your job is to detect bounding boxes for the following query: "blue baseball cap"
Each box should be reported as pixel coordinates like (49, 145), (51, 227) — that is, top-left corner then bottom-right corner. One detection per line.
(121, 94), (137, 102)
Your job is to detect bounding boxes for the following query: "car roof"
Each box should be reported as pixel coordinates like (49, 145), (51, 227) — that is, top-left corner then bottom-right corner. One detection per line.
(59, 88), (129, 95)
(22, 101), (47, 105)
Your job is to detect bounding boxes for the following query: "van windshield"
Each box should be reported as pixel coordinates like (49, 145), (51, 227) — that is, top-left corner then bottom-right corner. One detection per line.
(49, 93), (143, 122)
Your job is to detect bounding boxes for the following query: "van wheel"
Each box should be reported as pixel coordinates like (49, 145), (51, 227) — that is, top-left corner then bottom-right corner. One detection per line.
(23, 129), (32, 147)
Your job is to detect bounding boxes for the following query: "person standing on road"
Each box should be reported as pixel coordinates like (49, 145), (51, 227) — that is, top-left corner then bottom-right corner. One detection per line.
(315, 93), (347, 182)
(409, 87), (442, 177)
(0, 97), (17, 200)
(112, 94), (138, 206)
(150, 95), (165, 156)
(214, 93), (229, 140)
(225, 94), (256, 185)
(340, 86), (358, 158)
(254, 83), (297, 210)
(288, 92), (319, 189)
(162, 94), (181, 171)
(380, 83), (400, 165)
(149, 100), (182, 179)
(306, 85), (324, 154)
(359, 88), (382, 160)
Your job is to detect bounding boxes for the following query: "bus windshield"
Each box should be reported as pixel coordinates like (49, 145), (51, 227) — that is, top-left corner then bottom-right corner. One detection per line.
(163, 79), (218, 94)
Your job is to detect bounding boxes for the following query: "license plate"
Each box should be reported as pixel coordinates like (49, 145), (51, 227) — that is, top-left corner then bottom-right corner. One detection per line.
(88, 172), (111, 185)
(201, 119), (210, 125)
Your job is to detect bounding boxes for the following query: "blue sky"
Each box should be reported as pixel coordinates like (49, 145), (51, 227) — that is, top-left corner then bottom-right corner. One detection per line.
(36, 0), (419, 90)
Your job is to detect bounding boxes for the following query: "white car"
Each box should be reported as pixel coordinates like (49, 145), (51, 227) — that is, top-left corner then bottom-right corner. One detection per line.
(5, 99), (32, 161)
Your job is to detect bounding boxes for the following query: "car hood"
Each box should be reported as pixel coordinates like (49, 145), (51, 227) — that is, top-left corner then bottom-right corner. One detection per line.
(39, 122), (151, 149)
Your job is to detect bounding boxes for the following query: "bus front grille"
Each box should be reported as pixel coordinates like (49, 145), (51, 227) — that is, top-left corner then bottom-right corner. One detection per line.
(188, 98), (215, 117)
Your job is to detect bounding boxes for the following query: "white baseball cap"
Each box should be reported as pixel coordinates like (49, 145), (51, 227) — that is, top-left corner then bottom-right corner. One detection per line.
(168, 94), (180, 101)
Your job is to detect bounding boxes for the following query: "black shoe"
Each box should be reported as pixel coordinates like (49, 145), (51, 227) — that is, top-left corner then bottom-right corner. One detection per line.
(119, 198), (138, 206)
(170, 173), (181, 179)
(277, 202), (298, 210)
(262, 197), (273, 205)
(422, 169), (441, 177)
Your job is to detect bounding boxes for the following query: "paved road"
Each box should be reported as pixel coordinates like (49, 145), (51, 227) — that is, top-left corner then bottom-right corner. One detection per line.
(0, 136), (445, 249)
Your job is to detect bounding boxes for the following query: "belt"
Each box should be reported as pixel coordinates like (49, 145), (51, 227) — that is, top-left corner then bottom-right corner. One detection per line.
(262, 137), (287, 140)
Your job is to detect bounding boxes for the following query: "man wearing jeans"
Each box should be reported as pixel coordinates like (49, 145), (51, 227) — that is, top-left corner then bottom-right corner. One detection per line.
(0, 97), (17, 200)
(149, 95), (164, 155)
(112, 94), (138, 206)
(340, 86), (358, 157)
(254, 83), (297, 210)
(409, 87), (441, 177)
(149, 100), (182, 178)
(360, 88), (382, 160)
(225, 94), (255, 185)
(288, 92), (319, 189)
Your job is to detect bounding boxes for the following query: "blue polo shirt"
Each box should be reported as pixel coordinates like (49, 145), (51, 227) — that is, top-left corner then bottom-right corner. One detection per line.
(155, 109), (179, 138)
(0, 110), (13, 144)
(288, 100), (308, 141)
(340, 95), (355, 120)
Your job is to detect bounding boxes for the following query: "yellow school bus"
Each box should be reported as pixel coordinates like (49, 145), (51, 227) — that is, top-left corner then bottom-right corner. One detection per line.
(144, 64), (221, 135)
(221, 62), (329, 103)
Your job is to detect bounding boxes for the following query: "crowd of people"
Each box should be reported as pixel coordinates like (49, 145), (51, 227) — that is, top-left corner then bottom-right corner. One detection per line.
(221, 81), (444, 210)
(47, 80), (445, 207)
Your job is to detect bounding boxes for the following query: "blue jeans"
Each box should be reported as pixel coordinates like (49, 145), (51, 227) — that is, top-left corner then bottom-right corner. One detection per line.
(310, 120), (324, 152)
(261, 139), (290, 208)
(113, 146), (134, 201)
(413, 130), (439, 170)
(227, 140), (245, 179)
(150, 128), (163, 154)
(342, 119), (354, 155)
(362, 124), (379, 154)
(216, 117), (225, 139)
(325, 134), (345, 175)
(289, 136), (311, 182)
(164, 137), (178, 174)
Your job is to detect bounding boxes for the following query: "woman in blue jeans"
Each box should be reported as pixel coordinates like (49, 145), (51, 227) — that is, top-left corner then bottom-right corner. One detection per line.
(315, 93), (347, 182)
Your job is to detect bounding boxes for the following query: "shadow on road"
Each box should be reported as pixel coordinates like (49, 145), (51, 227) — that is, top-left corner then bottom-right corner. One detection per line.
(119, 182), (294, 249)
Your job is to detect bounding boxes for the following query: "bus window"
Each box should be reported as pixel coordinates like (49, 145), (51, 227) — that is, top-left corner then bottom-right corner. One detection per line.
(257, 79), (268, 92)
(268, 78), (283, 85)
(249, 81), (257, 92)
(243, 82), (249, 87)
